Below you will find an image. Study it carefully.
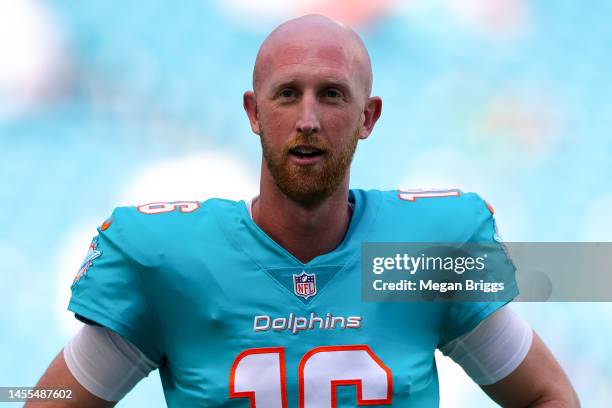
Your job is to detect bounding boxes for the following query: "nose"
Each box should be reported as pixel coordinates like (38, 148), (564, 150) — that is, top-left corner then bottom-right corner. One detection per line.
(295, 93), (320, 135)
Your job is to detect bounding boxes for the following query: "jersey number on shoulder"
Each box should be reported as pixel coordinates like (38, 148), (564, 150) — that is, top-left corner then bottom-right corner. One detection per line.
(397, 189), (460, 202)
(229, 345), (392, 407)
(137, 201), (199, 214)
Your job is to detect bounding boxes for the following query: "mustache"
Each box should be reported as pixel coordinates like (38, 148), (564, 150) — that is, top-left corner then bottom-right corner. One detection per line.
(284, 135), (330, 152)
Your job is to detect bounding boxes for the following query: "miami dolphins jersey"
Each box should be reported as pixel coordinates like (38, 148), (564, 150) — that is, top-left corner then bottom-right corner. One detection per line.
(68, 189), (516, 407)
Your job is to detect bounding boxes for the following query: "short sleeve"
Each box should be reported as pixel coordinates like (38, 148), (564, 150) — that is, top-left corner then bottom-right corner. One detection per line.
(438, 195), (519, 348)
(68, 210), (163, 364)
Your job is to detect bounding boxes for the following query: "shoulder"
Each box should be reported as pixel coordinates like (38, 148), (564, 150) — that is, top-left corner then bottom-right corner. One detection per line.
(365, 188), (497, 241)
(373, 188), (491, 214)
(108, 197), (239, 225)
(110, 198), (236, 220)
(99, 198), (241, 263)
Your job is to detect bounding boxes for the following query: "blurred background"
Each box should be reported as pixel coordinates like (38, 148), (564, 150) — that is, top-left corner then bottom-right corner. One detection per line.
(1, 0), (610, 406)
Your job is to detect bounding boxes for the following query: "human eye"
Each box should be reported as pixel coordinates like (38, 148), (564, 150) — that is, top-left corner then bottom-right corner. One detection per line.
(322, 88), (343, 100)
(278, 88), (297, 100)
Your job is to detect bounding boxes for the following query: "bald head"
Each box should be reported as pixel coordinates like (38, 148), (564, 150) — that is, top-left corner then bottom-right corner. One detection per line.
(253, 14), (373, 98)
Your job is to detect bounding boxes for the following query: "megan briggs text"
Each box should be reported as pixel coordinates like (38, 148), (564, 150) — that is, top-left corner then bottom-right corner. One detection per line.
(373, 279), (506, 293)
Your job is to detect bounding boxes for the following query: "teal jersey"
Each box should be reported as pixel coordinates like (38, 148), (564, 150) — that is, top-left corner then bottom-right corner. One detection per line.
(68, 189), (516, 407)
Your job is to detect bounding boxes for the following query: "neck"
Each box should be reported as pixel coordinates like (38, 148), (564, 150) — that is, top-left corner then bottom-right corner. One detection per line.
(252, 174), (352, 264)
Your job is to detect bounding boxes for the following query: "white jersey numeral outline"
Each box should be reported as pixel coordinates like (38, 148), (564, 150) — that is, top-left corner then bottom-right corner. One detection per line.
(229, 345), (392, 408)
(397, 189), (460, 202)
(229, 347), (288, 408)
(136, 201), (200, 214)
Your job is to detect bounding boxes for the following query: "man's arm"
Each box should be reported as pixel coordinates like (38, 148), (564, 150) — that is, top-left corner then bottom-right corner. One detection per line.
(481, 331), (580, 407)
(25, 349), (115, 408)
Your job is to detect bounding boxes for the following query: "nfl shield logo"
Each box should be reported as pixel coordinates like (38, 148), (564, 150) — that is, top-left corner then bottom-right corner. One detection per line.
(293, 271), (317, 300)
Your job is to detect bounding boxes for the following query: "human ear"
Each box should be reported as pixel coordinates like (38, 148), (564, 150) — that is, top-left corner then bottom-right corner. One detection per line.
(358, 96), (382, 140)
(243, 91), (261, 135)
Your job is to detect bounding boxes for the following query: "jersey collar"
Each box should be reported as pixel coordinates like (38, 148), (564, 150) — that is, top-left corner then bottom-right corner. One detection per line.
(224, 189), (381, 269)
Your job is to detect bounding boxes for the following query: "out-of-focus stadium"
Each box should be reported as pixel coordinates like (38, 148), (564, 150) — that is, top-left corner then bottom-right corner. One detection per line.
(1, 0), (610, 406)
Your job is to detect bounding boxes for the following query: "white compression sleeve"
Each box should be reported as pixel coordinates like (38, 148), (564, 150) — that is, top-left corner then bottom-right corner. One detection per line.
(439, 305), (533, 385)
(63, 324), (159, 402)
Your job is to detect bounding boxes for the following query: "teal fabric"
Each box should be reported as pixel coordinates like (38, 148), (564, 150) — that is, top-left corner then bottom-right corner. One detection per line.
(68, 189), (516, 407)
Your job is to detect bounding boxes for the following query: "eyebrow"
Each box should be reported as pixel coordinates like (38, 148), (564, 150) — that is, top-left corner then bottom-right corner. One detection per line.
(268, 77), (352, 97)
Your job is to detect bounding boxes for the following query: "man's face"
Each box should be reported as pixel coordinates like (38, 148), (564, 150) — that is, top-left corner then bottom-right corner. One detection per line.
(253, 41), (369, 204)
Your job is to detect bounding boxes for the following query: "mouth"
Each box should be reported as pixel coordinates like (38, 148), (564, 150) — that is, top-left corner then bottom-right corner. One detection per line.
(288, 145), (325, 165)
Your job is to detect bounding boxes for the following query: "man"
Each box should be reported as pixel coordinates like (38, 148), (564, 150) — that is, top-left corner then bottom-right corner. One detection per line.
(29, 15), (579, 407)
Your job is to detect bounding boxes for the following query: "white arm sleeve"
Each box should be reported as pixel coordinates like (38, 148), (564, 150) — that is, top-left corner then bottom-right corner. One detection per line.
(439, 305), (533, 385)
(63, 324), (159, 402)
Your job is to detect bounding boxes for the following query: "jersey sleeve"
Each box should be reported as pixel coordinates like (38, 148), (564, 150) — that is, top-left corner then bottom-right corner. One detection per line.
(438, 194), (519, 348)
(68, 208), (163, 364)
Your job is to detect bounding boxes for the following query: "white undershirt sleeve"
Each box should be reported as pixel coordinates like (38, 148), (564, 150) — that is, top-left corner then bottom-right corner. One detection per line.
(439, 305), (533, 385)
(63, 324), (159, 402)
